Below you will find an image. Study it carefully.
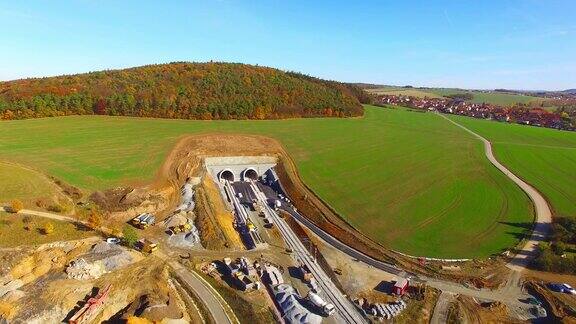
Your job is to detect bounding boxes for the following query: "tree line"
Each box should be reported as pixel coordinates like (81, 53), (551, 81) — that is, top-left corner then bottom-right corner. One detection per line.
(0, 62), (365, 120)
(533, 217), (576, 274)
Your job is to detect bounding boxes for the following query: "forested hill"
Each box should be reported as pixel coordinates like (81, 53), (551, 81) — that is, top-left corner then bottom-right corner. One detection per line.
(0, 62), (365, 120)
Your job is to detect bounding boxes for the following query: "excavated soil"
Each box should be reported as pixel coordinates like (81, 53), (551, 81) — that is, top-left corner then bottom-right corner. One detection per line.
(455, 295), (524, 324)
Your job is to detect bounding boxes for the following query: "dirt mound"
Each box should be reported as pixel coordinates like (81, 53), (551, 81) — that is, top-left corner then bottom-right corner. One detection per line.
(153, 134), (280, 189)
(117, 293), (184, 322)
(90, 187), (148, 212)
(454, 295), (525, 323)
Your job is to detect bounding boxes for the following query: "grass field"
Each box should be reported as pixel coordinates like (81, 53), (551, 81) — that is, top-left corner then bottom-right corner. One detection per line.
(446, 115), (576, 219)
(0, 161), (63, 204)
(0, 106), (534, 258)
(424, 88), (546, 105)
(366, 88), (444, 99)
(367, 87), (547, 106)
(0, 212), (92, 247)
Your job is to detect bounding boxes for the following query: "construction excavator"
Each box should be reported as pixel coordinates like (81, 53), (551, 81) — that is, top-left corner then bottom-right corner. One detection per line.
(69, 284), (112, 324)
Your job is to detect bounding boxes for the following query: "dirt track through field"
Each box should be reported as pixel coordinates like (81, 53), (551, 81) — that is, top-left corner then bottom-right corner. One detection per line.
(439, 113), (552, 271)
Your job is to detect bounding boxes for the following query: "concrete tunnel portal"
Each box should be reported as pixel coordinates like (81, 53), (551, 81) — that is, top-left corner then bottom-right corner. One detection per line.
(219, 169), (235, 182)
(205, 156), (277, 183)
(243, 168), (258, 181)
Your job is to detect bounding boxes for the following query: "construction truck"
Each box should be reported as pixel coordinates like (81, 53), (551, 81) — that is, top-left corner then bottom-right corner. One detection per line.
(169, 222), (192, 235)
(308, 291), (336, 316)
(69, 284), (112, 324)
(299, 263), (313, 283)
(138, 239), (158, 254)
(130, 213), (156, 229)
(179, 222), (192, 232)
(247, 221), (256, 232)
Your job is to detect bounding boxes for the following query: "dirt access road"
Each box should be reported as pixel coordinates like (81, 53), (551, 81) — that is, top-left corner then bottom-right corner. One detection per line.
(430, 291), (456, 324)
(438, 113), (553, 271)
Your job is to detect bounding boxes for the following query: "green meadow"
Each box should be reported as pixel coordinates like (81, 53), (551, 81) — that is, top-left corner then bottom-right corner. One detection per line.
(425, 88), (546, 105)
(0, 106), (535, 258)
(448, 115), (576, 219)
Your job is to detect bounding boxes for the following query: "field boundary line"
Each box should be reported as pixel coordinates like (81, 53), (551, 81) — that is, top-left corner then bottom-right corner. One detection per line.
(391, 249), (470, 262)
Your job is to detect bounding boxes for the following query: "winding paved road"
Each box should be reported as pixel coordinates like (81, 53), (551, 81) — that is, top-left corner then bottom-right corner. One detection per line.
(167, 258), (237, 324)
(438, 113), (552, 271)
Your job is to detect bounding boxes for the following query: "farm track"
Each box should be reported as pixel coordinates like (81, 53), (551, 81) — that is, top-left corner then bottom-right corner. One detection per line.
(439, 113), (553, 270)
(412, 190), (463, 231)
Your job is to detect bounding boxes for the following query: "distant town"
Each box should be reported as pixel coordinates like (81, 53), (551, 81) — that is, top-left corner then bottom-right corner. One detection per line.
(375, 92), (576, 131)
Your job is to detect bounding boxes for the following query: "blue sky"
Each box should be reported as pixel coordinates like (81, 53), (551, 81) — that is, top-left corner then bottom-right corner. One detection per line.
(1, 1), (574, 90)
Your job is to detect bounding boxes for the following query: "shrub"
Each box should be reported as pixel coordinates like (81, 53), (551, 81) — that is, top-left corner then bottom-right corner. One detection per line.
(43, 222), (54, 235)
(122, 225), (138, 248)
(552, 217), (576, 244)
(552, 242), (567, 255)
(533, 243), (576, 274)
(22, 216), (32, 231)
(87, 210), (103, 230)
(10, 199), (24, 213)
(47, 204), (63, 213)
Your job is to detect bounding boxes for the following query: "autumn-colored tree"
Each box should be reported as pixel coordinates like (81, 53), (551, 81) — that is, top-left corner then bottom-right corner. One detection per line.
(2, 109), (15, 120)
(112, 228), (123, 239)
(87, 210), (103, 230)
(126, 316), (153, 324)
(93, 98), (107, 115)
(10, 199), (24, 213)
(253, 106), (267, 120)
(0, 62), (364, 121)
(43, 222), (54, 235)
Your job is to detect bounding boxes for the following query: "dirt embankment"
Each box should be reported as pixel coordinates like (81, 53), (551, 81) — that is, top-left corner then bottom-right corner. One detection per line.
(91, 134), (281, 222)
(526, 280), (576, 322)
(194, 176), (243, 250)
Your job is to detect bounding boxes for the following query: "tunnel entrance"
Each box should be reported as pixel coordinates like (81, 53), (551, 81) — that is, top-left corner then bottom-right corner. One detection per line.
(243, 168), (258, 181)
(219, 170), (235, 182)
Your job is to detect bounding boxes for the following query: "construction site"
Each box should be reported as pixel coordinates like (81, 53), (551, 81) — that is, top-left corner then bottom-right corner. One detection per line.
(1, 134), (575, 323)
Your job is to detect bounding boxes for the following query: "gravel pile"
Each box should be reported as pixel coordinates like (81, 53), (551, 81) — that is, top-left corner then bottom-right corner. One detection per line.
(66, 242), (133, 280)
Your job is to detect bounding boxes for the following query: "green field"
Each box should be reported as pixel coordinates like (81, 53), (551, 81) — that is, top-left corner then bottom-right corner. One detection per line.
(0, 161), (64, 205)
(0, 212), (91, 247)
(367, 86), (547, 106)
(424, 88), (546, 105)
(447, 115), (576, 219)
(366, 88), (444, 99)
(0, 106), (534, 258)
